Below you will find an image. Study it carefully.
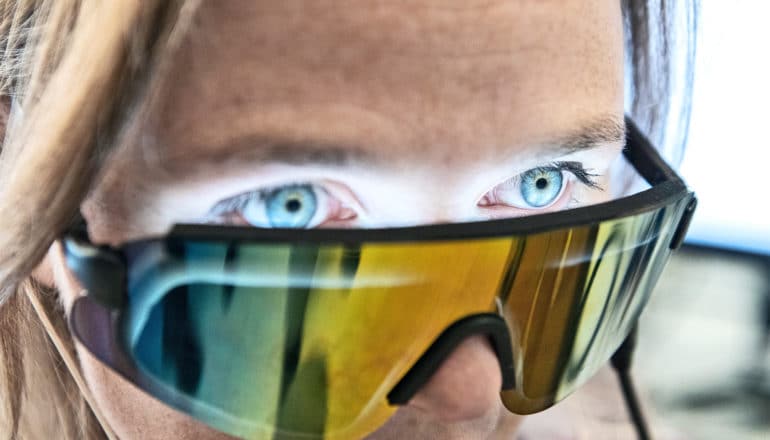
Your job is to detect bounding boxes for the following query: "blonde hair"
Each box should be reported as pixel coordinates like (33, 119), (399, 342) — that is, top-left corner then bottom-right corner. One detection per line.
(0, 1), (697, 439)
(0, 1), (199, 438)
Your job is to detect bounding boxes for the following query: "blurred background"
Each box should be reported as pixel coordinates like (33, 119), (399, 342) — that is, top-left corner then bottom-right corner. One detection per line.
(635, 1), (770, 439)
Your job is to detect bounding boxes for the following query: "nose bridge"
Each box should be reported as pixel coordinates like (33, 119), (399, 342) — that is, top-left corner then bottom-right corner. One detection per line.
(387, 313), (515, 406)
(387, 171), (483, 225)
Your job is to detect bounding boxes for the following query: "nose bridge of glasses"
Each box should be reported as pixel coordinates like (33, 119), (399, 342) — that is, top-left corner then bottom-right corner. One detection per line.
(386, 313), (515, 406)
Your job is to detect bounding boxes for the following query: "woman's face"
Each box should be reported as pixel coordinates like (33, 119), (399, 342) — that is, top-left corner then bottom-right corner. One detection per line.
(51, 0), (625, 438)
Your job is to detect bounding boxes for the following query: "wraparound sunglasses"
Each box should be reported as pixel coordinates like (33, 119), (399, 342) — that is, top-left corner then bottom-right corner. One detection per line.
(63, 118), (696, 440)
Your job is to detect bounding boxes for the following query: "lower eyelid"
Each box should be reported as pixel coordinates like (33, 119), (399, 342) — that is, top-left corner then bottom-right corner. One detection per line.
(316, 217), (359, 229)
(204, 181), (363, 229)
(480, 175), (575, 214)
(322, 180), (367, 215)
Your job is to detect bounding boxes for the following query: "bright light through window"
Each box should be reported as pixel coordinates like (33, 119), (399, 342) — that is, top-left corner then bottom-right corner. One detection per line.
(680, 1), (770, 255)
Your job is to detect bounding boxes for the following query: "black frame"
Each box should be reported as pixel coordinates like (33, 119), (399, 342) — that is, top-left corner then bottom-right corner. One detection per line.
(61, 117), (697, 437)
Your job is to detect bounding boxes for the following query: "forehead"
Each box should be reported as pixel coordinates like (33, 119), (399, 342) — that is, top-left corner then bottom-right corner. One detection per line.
(146, 0), (623, 165)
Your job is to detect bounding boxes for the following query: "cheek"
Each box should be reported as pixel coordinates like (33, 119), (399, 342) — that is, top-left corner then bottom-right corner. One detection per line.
(74, 342), (237, 440)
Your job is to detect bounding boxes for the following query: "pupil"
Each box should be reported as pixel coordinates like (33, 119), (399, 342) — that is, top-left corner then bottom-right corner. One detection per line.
(536, 178), (548, 190)
(285, 198), (301, 212)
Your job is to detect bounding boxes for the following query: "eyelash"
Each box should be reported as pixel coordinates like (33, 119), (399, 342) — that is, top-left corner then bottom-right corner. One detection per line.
(206, 183), (315, 224)
(480, 161), (601, 207)
(211, 190), (265, 212)
(205, 162), (602, 226)
(206, 190), (264, 220)
(551, 161), (601, 189)
(206, 183), (355, 228)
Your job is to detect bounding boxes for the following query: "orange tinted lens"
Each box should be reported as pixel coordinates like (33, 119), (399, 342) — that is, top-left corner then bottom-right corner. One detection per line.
(124, 238), (513, 438)
(499, 201), (686, 413)
(73, 196), (689, 439)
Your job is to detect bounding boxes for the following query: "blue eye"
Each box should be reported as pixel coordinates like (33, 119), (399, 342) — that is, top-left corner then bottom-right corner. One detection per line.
(259, 184), (317, 228)
(207, 182), (358, 228)
(519, 168), (564, 208)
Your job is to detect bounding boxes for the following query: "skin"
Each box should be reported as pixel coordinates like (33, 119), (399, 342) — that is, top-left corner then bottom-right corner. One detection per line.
(47, 0), (626, 438)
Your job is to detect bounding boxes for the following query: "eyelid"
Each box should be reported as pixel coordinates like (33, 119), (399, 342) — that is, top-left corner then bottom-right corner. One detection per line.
(480, 161), (602, 210)
(550, 161), (602, 189)
(205, 181), (357, 228)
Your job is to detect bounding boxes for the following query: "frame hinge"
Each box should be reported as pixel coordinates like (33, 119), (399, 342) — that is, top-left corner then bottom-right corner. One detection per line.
(669, 196), (698, 250)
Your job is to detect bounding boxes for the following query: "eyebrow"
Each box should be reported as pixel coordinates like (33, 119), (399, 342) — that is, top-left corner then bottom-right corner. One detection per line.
(549, 116), (626, 156)
(159, 116), (626, 173)
(165, 137), (377, 169)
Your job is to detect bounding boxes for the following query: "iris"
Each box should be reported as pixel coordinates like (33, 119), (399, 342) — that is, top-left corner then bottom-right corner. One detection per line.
(520, 168), (563, 208)
(262, 185), (317, 228)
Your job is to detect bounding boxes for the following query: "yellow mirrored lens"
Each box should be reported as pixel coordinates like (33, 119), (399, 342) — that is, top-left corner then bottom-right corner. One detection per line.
(123, 198), (687, 439)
